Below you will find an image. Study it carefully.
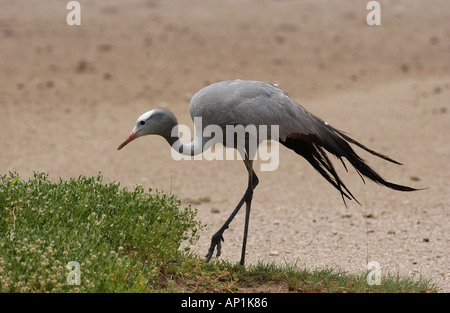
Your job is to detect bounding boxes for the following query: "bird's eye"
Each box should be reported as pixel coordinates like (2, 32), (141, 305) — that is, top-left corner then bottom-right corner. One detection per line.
(139, 120), (145, 126)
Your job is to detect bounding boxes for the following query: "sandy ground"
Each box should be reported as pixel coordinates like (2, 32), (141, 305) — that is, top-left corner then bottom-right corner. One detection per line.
(1, 0), (449, 291)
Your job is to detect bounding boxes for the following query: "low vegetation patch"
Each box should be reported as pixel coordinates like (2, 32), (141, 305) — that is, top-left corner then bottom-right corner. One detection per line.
(0, 172), (437, 293)
(0, 172), (202, 292)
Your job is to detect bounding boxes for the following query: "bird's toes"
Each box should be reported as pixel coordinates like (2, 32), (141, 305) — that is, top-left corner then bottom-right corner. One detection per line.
(205, 244), (215, 261)
(205, 233), (225, 261)
(216, 240), (222, 258)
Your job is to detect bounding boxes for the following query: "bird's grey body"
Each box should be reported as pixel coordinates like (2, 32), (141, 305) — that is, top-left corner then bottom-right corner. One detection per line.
(118, 79), (418, 266)
(190, 80), (312, 141)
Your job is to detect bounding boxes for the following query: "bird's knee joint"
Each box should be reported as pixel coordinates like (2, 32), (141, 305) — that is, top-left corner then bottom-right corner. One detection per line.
(251, 174), (259, 189)
(244, 189), (254, 200)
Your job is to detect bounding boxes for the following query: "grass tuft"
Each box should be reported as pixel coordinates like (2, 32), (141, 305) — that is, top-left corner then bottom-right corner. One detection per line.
(0, 172), (203, 292)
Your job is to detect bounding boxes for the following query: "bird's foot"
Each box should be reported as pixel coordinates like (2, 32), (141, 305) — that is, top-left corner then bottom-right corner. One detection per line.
(205, 231), (225, 262)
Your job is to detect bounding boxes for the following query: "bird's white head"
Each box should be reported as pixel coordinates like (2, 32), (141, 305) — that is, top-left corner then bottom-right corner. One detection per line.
(117, 109), (177, 150)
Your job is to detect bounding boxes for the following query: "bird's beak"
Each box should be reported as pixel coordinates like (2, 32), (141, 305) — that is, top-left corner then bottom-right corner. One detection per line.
(117, 131), (140, 150)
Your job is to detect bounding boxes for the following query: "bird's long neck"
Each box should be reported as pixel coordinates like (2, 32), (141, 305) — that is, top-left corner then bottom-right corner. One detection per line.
(164, 124), (204, 156)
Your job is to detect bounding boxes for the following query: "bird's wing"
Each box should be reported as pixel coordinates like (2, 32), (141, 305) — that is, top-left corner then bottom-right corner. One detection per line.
(217, 80), (314, 139)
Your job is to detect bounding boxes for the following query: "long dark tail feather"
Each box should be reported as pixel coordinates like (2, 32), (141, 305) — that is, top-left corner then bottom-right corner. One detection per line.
(281, 138), (358, 206)
(330, 126), (403, 165)
(281, 126), (419, 205)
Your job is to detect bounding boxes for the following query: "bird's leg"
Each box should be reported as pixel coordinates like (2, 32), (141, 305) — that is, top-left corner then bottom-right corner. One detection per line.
(205, 158), (259, 264)
(239, 160), (258, 266)
(205, 196), (246, 262)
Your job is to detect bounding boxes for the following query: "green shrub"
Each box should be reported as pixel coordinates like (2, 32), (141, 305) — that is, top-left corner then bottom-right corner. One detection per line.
(0, 172), (203, 292)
